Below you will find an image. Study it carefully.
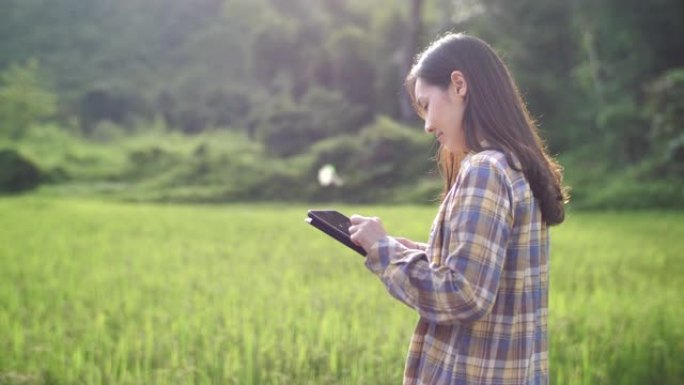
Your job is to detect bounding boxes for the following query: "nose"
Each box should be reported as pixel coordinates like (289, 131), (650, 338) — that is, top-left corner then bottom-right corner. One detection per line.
(424, 121), (435, 135)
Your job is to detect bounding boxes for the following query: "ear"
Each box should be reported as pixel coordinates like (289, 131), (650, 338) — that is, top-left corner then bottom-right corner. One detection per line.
(449, 70), (467, 98)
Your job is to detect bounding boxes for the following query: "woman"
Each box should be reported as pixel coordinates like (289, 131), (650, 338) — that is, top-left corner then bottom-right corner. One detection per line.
(349, 33), (567, 385)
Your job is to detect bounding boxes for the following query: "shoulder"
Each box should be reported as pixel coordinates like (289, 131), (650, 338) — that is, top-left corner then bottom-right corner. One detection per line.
(451, 150), (517, 204)
(460, 150), (531, 206)
(448, 150), (514, 197)
(461, 150), (514, 181)
(447, 149), (515, 220)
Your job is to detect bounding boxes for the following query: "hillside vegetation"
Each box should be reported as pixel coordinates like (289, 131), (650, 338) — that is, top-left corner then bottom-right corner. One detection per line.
(1, 0), (683, 207)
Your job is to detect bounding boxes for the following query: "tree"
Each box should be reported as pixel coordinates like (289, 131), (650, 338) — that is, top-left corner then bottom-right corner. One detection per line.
(325, 27), (377, 123)
(0, 60), (56, 139)
(399, 0), (424, 121)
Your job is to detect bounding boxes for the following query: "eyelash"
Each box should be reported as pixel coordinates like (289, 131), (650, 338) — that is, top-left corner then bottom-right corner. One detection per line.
(421, 103), (429, 116)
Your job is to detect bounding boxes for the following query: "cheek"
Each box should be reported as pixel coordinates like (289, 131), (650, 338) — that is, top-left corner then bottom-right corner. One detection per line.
(446, 107), (467, 148)
(451, 104), (466, 133)
(442, 103), (462, 132)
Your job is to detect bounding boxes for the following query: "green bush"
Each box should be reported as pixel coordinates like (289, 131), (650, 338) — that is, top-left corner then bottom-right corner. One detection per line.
(256, 105), (316, 157)
(125, 146), (181, 181)
(355, 117), (434, 187)
(596, 103), (650, 163)
(79, 88), (153, 135)
(252, 88), (370, 158)
(0, 148), (43, 193)
(307, 116), (435, 202)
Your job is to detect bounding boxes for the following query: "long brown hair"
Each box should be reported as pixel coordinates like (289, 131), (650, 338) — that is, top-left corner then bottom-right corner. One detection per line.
(406, 33), (568, 225)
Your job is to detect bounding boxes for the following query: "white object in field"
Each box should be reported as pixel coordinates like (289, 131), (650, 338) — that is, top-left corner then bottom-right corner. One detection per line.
(318, 164), (344, 187)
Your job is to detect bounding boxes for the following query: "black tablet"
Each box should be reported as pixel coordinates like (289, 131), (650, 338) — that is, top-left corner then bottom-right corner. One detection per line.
(306, 210), (366, 256)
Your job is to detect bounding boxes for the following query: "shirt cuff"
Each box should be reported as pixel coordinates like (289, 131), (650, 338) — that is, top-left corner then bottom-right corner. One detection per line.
(365, 236), (409, 275)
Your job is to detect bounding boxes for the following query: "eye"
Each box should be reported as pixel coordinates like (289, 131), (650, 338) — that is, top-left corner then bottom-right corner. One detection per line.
(417, 99), (428, 117)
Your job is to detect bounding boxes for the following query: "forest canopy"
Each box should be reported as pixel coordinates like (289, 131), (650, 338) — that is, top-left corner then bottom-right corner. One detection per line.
(0, 0), (683, 207)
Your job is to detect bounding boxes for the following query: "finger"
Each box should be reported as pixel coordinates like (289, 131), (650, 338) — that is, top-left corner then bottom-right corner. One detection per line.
(349, 232), (361, 245)
(350, 214), (368, 224)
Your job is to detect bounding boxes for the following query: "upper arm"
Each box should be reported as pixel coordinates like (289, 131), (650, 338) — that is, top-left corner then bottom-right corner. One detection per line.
(442, 156), (513, 315)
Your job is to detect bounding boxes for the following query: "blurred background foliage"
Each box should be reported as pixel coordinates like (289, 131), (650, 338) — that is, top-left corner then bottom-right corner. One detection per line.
(0, 0), (682, 207)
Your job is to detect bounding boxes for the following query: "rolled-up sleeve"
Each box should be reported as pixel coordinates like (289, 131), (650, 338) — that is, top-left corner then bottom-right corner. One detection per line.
(364, 156), (513, 324)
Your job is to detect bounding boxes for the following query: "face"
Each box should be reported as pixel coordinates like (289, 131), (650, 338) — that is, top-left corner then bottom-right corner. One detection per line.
(414, 74), (468, 155)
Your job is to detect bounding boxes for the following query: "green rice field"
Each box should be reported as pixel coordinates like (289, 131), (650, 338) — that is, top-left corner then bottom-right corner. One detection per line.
(1, 197), (682, 384)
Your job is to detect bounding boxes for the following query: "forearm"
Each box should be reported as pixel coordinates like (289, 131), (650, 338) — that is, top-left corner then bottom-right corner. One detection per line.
(365, 237), (496, 324)
(365, 155), (512, 325)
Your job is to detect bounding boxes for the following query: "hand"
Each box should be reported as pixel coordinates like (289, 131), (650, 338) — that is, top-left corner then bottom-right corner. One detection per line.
(349, 214), (388, 252)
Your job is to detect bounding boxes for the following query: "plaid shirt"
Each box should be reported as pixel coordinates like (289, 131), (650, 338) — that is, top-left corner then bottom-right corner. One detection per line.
(366, 150), (549, 385)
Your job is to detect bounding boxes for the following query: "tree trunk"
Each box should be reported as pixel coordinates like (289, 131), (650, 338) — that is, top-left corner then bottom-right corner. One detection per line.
(399, 0), (424, 121)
